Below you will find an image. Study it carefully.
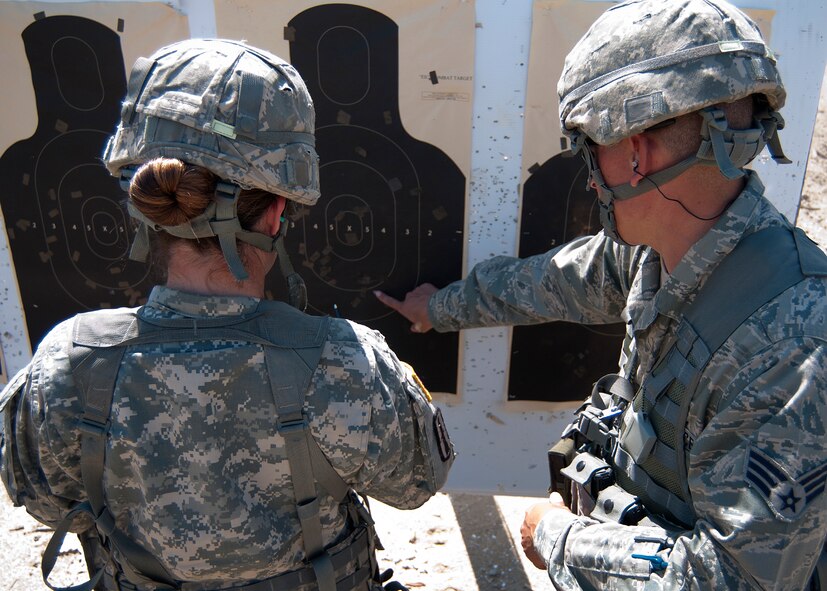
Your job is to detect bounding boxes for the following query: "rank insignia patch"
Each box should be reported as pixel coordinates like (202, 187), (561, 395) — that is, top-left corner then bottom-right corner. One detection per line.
(745, 445), (827, 522)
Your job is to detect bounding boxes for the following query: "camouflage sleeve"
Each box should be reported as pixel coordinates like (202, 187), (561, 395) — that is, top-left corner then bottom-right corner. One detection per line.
(532, 337), (827, 590)
(428, 233), (643, 332)
(0, 319), (90, 531)
(310, 320), (455, 509)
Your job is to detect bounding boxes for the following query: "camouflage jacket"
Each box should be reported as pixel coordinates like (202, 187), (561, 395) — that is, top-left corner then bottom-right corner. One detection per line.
(429, 172), (826, 590)
(1, 287), (454, 588)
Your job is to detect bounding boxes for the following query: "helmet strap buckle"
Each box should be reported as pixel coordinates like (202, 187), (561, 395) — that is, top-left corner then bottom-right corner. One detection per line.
(212, 182), (251, 281)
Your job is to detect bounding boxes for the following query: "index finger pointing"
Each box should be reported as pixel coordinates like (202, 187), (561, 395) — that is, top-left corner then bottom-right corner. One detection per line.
(373, 290), (402, 311)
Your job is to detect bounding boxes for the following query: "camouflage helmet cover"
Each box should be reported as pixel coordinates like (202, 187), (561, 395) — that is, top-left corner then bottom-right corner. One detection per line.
(103, 38), (320, 205)
(557, 0), (786, 146)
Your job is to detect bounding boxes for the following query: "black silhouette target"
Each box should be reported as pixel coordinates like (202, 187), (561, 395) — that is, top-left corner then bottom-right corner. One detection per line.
(0, 14), (151, 347)
(36, 131), (135, 287)
(509, 152), (626, 402)
(280, 4), (465, 392)
(297, 125), (425, 311)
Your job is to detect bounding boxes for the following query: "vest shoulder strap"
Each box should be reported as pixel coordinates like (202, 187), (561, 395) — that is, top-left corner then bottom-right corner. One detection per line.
(684, 226), (818, 357)
(46, 313), (178, 590)
(266, 344), (336, 591)
(695, 226), (826, 419)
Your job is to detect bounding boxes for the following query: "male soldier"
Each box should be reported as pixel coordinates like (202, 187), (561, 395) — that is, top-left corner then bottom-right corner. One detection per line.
(1, 39), (454, 591)
(376, 0), (826, 588)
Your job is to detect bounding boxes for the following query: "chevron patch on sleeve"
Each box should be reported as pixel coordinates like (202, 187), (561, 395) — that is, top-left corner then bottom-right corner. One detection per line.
(745, 445), (827, 522)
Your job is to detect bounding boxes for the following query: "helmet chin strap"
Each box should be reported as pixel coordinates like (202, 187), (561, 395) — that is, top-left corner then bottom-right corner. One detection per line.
(573, 104), (789, 245)
(272, 219), (308, 312)
(585, 165), (631, 246)
(231, 211), (308, 311)
(125, 173), (308, 310)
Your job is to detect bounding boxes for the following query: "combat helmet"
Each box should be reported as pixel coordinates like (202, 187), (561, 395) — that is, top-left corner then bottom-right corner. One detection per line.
(557, 0), (789, 243)
(103, 38), (317, 304)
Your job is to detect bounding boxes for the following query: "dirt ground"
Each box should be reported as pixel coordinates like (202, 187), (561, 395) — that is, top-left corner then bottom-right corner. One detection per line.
(797, 74), (827, 249)
(3, 71), (826, 591)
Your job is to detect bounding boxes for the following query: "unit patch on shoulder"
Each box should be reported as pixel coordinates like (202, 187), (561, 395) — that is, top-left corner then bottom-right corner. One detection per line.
(744, 445), (827, 522)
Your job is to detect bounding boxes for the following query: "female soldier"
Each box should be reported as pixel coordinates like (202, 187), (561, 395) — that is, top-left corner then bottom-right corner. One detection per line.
(0, 39), (454, 591)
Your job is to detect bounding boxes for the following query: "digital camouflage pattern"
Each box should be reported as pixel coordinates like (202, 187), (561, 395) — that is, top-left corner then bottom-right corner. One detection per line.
(103, 39), (321, 205)
(558, 0), (786, 147)
(1, 287), (454, 588)
(429, 171), (827, 590)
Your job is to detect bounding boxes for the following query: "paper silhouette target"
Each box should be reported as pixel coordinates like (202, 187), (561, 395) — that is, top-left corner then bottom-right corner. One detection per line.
(294, 126), (429, 319)
(280, 4), (466, 393)
(509, 152), (626, 402)
(0, 14), (151, 347)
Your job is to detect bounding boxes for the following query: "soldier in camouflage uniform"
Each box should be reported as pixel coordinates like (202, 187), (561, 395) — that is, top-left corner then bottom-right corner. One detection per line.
(376, 1), (826, 589)
(0, 39), (454, 591)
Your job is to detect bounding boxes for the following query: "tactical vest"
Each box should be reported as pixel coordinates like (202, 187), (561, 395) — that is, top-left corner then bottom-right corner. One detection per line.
(40, 302), (391, 591)
(557, 225), (827, 575)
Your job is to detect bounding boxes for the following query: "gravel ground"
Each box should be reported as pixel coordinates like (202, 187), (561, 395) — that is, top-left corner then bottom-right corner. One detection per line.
(3, 70), (826, 591)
